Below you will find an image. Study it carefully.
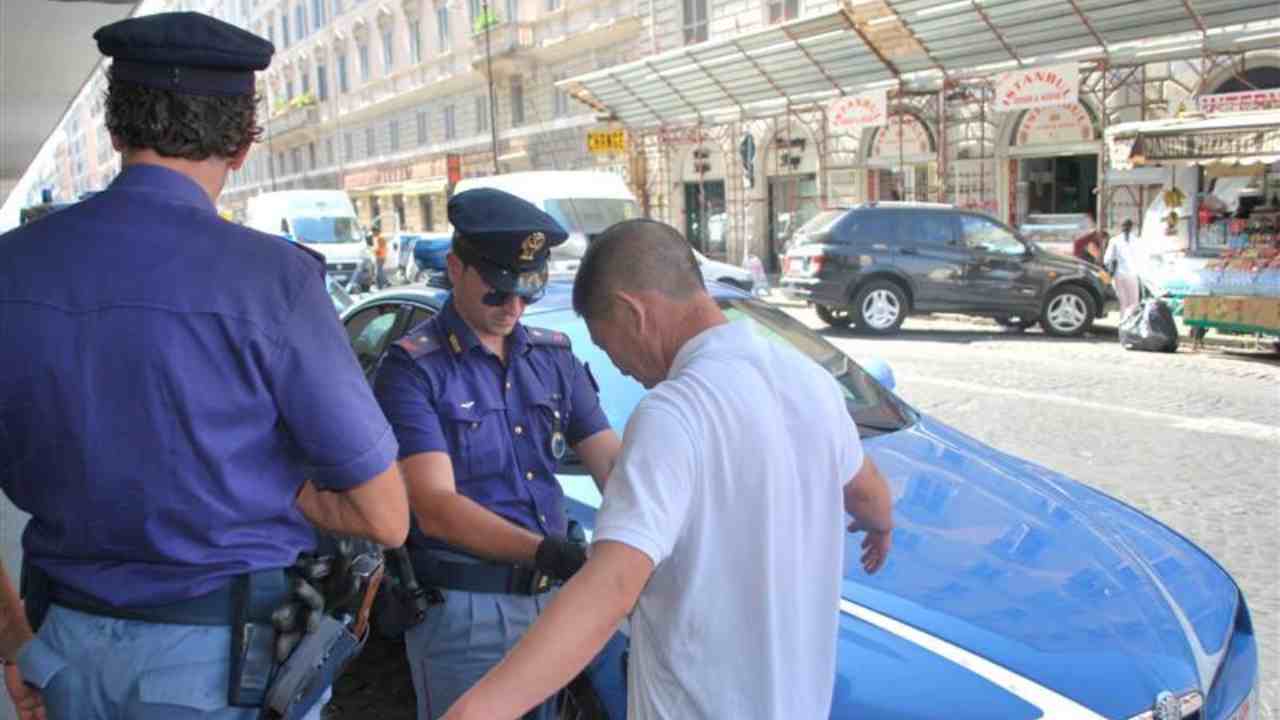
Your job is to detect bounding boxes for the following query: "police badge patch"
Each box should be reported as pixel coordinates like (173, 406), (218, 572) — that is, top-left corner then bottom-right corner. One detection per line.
(519, 232), (546, 262)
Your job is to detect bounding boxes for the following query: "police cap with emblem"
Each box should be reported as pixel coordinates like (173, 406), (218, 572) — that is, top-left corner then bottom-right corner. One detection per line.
(94, 12), (274, 97)
(448, 188), (568, 300)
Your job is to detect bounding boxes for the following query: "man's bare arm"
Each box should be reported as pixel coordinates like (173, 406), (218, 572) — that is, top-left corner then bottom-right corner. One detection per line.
(295, 462), (410, 547)
(571, 429), (622, 493)
(400, 451), (546, 563)
(844, 457), (893, 574)
(0, 564), (32, 663)
(443, 541), (653, 720)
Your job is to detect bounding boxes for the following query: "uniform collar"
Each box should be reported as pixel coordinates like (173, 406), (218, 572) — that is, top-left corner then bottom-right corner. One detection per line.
(439, 299), (534, 357)
(110, 163), (216, 212)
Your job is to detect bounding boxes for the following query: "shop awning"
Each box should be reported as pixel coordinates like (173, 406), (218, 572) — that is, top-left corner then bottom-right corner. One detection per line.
(560, 0), (1280, 128)
(1106, 112), (1280, 169)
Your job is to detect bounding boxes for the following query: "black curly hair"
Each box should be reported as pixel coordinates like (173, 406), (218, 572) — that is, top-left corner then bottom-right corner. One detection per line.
(103, 66), (263, 161)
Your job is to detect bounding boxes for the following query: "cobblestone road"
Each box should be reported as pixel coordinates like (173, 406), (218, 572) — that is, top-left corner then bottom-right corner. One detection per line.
(781, 304), (1280, 720)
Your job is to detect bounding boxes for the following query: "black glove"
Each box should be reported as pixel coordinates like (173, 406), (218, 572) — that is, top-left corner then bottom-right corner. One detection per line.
(534, 535), (588, 581)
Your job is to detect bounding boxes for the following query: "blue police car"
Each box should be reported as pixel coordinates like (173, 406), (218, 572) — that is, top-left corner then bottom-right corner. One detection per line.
(338, 281), (1259, 720)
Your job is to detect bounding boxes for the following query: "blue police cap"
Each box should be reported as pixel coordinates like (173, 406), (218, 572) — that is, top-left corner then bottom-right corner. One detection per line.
(448, 188), (568, 296)
(94, 12), (274, 97)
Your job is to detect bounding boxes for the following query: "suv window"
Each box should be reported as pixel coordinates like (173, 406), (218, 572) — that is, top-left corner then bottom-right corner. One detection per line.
(849, 210), (897, 247)
(959, 215), (1024, 256)
(904, 212), (955, 247)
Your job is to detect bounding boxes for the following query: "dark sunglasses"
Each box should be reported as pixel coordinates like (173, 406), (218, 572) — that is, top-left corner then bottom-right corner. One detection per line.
(482, 287), (545, 306)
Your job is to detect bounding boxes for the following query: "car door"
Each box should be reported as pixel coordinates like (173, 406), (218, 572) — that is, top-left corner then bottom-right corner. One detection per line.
(957, 214), (1040, 313)
(898, 211), (969, 310)
(344, 302), (420, 381)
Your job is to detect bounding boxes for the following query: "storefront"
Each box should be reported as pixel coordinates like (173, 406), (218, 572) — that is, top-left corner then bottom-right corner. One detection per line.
(764, 125), (820, 272)
(678, 140), (728, 259)
(864, 111), (937, 202)
(1004, 102), (1100, 254)
(1105, 109), (1280, 337)
(342, 157), (451, 233)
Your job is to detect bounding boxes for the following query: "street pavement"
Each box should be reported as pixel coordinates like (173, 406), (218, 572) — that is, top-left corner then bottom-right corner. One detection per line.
(1, 294), (1274, 720)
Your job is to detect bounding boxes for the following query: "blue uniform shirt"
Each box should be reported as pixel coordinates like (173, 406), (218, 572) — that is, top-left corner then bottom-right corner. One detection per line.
(374, 299), (608, 543)
(0, 164), (398, 606)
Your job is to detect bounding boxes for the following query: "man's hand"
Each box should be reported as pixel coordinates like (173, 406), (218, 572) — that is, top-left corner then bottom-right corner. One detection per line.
(4, 663), (45, 720)
(847, 522), (892, 574)
(534, 536), (587, 581)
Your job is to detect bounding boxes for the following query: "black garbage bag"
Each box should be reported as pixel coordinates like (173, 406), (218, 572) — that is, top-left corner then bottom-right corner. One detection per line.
(1119, 299), (1179, 352)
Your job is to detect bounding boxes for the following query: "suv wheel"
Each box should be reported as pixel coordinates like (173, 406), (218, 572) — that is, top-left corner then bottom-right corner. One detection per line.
(1039, 286), (1095, 337)
(816, 304), (854, 328)
(854, 280), (907, 335)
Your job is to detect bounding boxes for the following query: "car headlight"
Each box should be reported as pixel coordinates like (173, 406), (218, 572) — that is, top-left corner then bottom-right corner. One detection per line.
(1127, 691), (1202, 720)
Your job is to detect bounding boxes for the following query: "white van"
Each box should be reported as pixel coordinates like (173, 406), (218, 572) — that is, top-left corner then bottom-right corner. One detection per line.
(451, 171), (754, 291)
(245, 190), (369, 284)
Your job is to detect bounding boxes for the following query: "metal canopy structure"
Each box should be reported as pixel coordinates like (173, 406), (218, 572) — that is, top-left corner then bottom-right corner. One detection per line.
(560, 0), (1280, 128)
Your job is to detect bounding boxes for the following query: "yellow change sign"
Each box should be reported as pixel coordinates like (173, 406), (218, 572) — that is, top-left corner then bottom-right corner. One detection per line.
(588, 129), (627, 154)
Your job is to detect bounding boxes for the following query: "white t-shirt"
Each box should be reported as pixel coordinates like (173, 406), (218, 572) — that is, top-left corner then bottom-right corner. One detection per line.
(1104, 231), (1141, 277)
(594, 318), (864, 720)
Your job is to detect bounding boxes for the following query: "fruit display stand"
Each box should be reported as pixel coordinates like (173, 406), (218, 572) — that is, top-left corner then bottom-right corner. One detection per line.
(1179, 208), (1280, 338)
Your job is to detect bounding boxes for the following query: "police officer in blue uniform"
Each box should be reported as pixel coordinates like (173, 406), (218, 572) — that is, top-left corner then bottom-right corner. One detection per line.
(0, 12), (409, 719)
(374, 188), (623, 719)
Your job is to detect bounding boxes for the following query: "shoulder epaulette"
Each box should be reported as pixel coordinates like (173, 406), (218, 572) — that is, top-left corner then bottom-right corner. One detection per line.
(526, 326), (572, 350)
(395, 331), (444, 359)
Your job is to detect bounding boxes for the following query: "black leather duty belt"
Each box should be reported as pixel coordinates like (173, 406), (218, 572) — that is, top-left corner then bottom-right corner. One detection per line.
(411, 554), (553, 596)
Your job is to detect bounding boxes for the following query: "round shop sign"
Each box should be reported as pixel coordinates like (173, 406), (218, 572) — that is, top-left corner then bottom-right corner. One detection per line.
(830, 90), (888, 132)
(871, 114), (933, 159)
(1017, 103), (1095, 146)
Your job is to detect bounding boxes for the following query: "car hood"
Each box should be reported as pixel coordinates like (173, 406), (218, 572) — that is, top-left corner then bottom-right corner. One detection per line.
(838, 416), (1237, 718)
(1033, 245), (1094, 273)
(558, 414), (1238, 718)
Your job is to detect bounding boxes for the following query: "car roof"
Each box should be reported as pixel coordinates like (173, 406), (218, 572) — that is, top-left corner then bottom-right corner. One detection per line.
(343, 278), (749, 318)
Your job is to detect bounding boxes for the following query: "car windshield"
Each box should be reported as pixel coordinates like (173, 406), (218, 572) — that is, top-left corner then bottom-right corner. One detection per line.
(292, 216), (364, 244)
(531, 297), (914, 438)
(545, 199), (640, 238)
(792, 210), (847, 245)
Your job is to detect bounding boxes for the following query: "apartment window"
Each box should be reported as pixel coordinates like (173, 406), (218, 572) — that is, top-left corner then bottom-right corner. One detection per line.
(468, 0), (482, 27)
(301, 68), (311, 96)
(510, 76), (524, 127)
(295, 3), (306, 39)
(266, 18), (275, 45)
(683, 0), (707, 44)
(408, 19), (422, 64)
(291, 147), (302, 173)
(286, 78), (295, 101)
(359, 43), (370, 81)
(344, 131), (354, 159)
(389, 119), (400, 151)
(326, 137), (335, 165)
(282, 13), (290, 46)
(382, 28), (394, 72)
(276, 152), (285, 176)
(436, 5), (450, 50)
(338, 53), (350, 92)
(308, 142), (317, 169)
(766, 0), (797, 23)
(316, 63), (328, 100)
(312, 0), (325, 29)
(417, 110), (429, 145)
(475, 95), (489, 133)
(332, 0), (342, 16)
(546, 0), (559, 11)
(443, 104), (456, 140)
(552, 74), (568, 117)
(505, 0), (517, 23)
(420, 195), (434, 230)
(365, 127), (375, 155)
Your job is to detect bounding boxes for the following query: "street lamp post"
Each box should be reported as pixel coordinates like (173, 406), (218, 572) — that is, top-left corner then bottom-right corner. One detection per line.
(482, 0), (500, 174)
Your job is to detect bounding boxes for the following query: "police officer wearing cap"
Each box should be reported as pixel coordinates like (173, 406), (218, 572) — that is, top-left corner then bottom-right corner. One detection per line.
(0, 12), (408, 719)
(374, 188), (622, 719)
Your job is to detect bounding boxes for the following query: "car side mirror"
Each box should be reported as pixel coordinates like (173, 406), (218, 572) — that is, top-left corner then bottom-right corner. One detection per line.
(860, 357), (896, 392)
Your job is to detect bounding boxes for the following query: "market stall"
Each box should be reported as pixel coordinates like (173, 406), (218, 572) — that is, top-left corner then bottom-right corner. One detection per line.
(1104, 110), (1280, 340)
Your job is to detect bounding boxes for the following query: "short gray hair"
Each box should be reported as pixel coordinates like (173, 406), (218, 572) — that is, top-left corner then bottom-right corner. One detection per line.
(572, 219), (705, 319)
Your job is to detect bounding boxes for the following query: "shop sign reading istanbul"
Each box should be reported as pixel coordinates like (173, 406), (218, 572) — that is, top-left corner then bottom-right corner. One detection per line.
(829, 89), (888, 131)
(995, 64), (1079, 113)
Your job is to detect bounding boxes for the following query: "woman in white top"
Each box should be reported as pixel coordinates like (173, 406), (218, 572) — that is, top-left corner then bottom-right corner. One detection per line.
(1104, 219), (1142, 316)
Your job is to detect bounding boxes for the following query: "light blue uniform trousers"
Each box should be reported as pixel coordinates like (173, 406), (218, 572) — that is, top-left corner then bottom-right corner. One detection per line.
(17, 604), (328, 719)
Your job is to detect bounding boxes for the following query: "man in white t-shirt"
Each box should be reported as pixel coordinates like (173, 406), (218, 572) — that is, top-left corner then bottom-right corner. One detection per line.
(442, 219), (894, 720)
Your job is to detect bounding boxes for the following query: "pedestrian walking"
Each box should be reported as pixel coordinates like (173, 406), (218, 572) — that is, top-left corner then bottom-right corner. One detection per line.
(373, 188), (624, 720)
(374, 220), (391, 290)
(441, 219), (894, 720)
(1105, 219), (1143, 316)
(0, 12), (408, 719)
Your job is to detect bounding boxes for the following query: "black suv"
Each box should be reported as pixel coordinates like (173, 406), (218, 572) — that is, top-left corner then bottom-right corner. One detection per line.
(780, 203), (1111, 337)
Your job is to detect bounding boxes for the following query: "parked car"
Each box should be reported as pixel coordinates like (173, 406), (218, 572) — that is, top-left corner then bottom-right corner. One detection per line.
(692, 247), (754, 293)
(780, 202), (1113, 337)
(335, 279), (1258, 720)
(397, 231), (452, 284)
